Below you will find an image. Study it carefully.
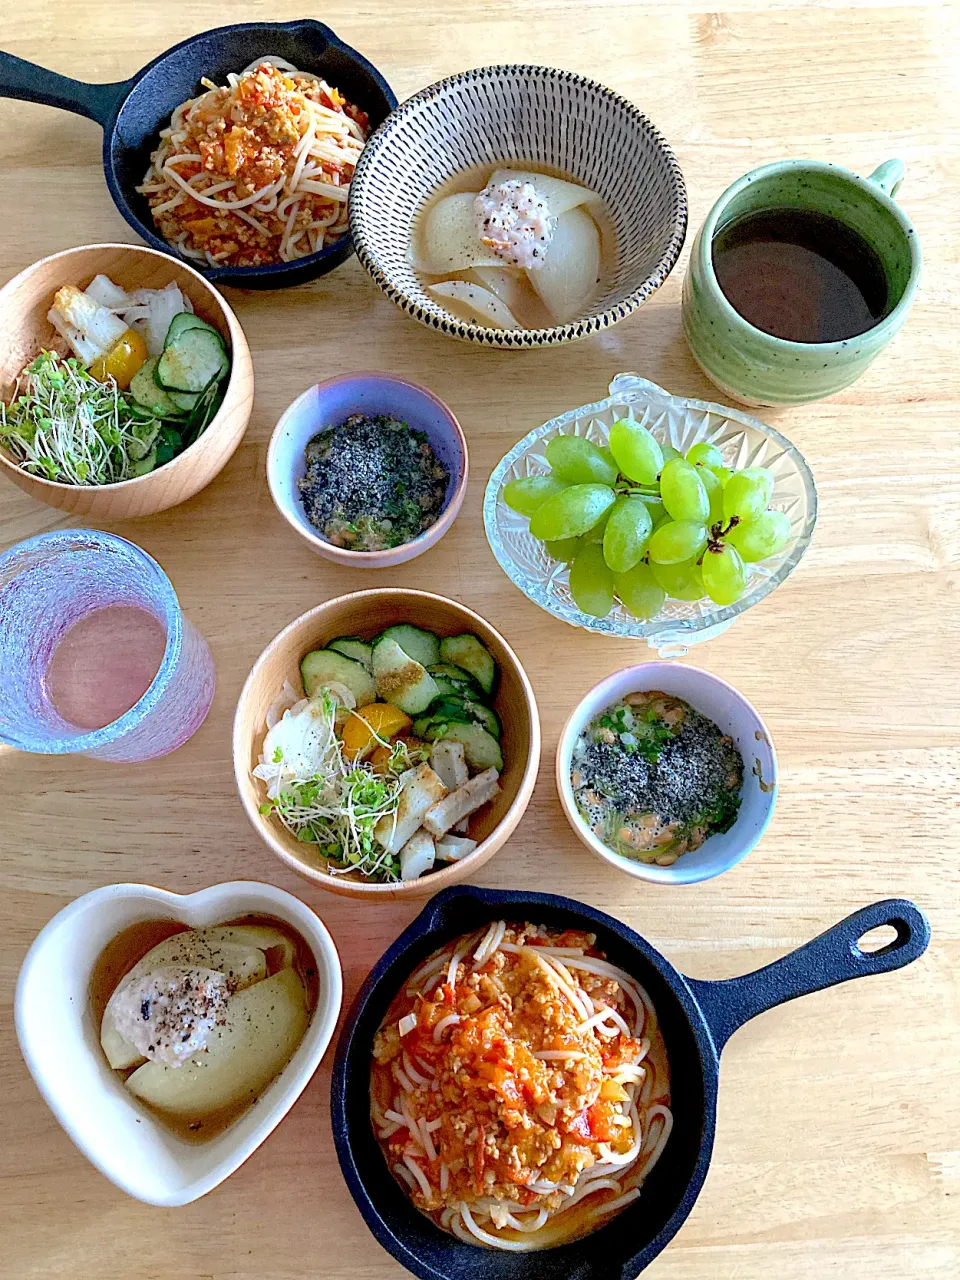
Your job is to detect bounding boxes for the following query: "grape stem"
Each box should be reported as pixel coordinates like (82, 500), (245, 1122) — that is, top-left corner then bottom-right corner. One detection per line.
(709, 516), (740, 546)
(617, 484), (661, 498)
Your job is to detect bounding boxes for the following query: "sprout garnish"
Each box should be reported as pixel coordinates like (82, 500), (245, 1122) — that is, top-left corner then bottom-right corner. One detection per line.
(253, 689), (428, 882)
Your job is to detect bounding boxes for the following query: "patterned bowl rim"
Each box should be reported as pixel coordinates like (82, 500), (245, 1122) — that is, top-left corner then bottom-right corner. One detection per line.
(483, 376), (819, 641)
(349, 64), (688, 348)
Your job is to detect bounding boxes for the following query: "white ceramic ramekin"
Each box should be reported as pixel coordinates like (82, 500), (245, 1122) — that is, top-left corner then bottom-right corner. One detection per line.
(15, 880), (342, 1206)
(556, 663), (778, 885)
(267, 371), (468, 568)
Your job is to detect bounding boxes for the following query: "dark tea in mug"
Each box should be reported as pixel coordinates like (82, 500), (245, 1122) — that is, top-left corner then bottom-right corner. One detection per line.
(712, 207), (890, 344)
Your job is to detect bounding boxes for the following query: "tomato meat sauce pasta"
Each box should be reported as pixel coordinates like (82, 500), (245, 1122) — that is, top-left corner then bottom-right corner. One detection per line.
(370, 921), (673, 1250)
(139, 59), (369, 269)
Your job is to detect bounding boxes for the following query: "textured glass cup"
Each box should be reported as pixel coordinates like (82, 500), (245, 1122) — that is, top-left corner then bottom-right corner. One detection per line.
(0, 530), (214, 760)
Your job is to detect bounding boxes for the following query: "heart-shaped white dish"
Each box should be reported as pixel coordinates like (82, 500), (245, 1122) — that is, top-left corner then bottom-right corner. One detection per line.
(15, 880), (342, 1206)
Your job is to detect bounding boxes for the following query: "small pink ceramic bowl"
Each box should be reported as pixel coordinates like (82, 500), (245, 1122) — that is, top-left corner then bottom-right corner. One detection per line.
(267, 371), (468, 568)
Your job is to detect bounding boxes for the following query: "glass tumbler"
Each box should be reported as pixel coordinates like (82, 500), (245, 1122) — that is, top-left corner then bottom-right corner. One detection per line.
(0, 530), (214, 761)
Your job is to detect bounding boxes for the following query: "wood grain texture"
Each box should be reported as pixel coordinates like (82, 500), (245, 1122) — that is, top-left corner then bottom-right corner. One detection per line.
(0, 244), (254, 518)
(0, 2), (957, 1278)
(232, 589), (539, 899)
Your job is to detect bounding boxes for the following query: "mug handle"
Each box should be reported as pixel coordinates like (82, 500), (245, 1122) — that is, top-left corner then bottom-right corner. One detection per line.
(867, 159), (906, 199)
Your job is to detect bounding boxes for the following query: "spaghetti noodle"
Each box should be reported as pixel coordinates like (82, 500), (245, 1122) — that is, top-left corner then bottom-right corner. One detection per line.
(138, 58), (369, 269)
(370, 921), (673, 1250)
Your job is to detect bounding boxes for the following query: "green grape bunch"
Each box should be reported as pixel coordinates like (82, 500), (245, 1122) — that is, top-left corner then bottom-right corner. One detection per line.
(502, 419), (793, 622)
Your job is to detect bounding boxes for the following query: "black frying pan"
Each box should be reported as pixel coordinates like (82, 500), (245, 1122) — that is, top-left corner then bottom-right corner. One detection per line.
(332, 885), (929, 1280)
(0, 21), (397, 289)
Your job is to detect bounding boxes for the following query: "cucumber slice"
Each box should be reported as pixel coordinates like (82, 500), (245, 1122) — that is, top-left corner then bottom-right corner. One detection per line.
(427, 663), (488, 702)
(372, 638), (439, 716)
(428, 663), (473, 680)
(127, 418), (160, 462)
(462, 697), (501, 740)
(165, 312), (217, 345)
(427, 672), (469, 701)
(377, 625), (441, 668)
(433, 721), (503, 772)
(439, 634), (497, 696)
(182, 379), (225, 446)
(130, 357), (184, 418)
(421, 696), (501, 741)
(327, 637), (373, 671)
(129, 446), (157, 477)
(412, 713), (449, 738)
(300, 649), (376, 706)
(167, 389), (201, 413)
(157, 327), (229, 393)
(420, 695), (470, 721)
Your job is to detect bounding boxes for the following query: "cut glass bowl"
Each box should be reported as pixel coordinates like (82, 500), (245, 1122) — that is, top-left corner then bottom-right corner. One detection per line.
(484, 374), (817, 656)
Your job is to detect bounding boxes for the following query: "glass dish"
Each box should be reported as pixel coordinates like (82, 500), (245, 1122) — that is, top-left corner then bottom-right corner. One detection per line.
(0, 529), (214, 760)
(484, 374), (817, 656)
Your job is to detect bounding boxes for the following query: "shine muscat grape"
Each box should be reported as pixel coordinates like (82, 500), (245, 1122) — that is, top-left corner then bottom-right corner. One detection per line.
(501, 419), (790, 620)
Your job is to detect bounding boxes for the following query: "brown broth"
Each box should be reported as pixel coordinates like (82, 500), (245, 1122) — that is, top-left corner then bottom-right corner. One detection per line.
(712, 207), (889, 343)
(90, 914), (318, 1143)
(413, 161), (615, 329)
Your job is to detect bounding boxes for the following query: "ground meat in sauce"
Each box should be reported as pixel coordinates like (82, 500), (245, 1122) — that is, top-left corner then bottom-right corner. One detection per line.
(107, 964), (230, 1067)
(571, 691), (743, 866)
(143, 66), (369, 269)
(370, 922), (668, 1241)
(298, 413), (449, 552)
(474, 179), (556, 270)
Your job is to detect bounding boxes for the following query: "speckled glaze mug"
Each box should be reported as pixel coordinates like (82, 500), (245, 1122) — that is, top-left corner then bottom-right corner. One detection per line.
(682, 159), (921, 406)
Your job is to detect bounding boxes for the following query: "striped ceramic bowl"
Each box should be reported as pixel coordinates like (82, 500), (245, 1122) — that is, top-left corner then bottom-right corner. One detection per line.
(349, 65), (687, 348)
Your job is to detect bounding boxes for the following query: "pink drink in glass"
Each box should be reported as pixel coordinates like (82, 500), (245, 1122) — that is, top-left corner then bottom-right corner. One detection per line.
(44, 605), (168, 731)
(0, 530), (214, 761)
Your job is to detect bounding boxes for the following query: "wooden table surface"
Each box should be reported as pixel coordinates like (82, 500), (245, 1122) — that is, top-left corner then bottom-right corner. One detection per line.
(1, 2), (958, 1277)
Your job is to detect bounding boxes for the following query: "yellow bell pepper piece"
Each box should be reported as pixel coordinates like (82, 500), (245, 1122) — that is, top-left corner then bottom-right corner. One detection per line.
(341, 703), (412, 762)
(88, 328), (148, 390)
(599, 1078), (630, 1102)
(369, 736), (423, 773)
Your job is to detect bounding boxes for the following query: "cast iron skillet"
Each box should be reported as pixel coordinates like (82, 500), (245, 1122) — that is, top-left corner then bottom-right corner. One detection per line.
(0, 21), (397, 289)
(332, 885), (929, 1280)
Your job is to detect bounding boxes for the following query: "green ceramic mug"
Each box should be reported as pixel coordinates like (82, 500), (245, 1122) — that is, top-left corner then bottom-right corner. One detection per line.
(681, 159), (921, 406)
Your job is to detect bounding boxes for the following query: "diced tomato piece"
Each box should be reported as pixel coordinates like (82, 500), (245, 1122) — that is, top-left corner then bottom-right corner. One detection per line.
(566, 1108), (593, 1141)
(602, 1036), (643, 1067)
(587, 1101), (617, 1142)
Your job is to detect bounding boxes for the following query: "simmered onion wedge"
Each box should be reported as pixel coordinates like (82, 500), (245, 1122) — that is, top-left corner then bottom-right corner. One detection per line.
(427, 280), (521, 329)
(409, 193), (503, 273)
(488, 169), (603, 217)
(100, 924), (296, 1070)
(528, 207), (602, 323)
(469, 266), (531, 317)
(124, 968), (309, 1117)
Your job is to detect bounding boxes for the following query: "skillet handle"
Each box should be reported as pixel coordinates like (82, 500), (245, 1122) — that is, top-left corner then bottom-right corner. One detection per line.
(687, 899), (930, 1054)
(0, 51), (130, 127)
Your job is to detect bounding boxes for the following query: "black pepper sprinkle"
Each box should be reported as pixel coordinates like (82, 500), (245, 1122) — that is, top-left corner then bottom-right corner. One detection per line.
(576, 703), (742, 827)
(298, 413), (449, 553)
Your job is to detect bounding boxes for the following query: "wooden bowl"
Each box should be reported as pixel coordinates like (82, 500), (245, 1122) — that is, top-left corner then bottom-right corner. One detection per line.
(0, 243), (254, 518)
(233, 589), (541, 900)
